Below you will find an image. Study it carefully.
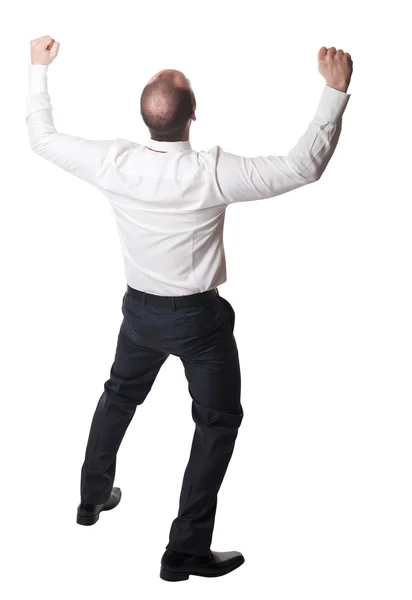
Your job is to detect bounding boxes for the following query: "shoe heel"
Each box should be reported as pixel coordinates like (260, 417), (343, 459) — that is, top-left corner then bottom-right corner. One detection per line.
(160, 568), (189, 582)
(76, 512), (99, 526)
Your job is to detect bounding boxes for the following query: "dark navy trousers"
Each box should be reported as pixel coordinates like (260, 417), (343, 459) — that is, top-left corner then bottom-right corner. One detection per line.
(80, 286), (243, 556)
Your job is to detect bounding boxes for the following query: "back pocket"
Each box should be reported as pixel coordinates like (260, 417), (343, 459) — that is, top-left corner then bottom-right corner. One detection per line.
(173, 300), (220, 327)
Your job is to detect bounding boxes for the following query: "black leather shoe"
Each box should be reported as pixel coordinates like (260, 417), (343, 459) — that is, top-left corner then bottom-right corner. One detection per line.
(160, 549), (245, 581)
(76, 487), (122, 526)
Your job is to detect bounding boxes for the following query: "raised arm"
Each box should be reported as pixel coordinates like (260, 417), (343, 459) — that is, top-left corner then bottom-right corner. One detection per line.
(212, 46), (353, 204)
(26, 36), (114, 188)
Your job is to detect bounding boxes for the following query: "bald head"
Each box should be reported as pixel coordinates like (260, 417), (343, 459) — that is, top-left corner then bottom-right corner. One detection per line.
(140, 69), (196, 142)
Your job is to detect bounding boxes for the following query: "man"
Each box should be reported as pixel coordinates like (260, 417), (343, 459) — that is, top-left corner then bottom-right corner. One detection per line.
(27, 36), (352, 582)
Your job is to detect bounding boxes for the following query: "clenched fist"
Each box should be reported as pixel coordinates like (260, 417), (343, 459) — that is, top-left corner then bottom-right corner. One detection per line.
(318, 47), (353, 93)
(30, 36), (60, 65)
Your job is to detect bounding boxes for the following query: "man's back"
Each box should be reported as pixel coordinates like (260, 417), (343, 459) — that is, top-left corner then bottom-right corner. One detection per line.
(100, 138), (228, 295)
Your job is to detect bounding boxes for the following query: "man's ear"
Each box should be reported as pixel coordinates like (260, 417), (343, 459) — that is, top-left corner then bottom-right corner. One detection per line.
(191, 109), (197, 121)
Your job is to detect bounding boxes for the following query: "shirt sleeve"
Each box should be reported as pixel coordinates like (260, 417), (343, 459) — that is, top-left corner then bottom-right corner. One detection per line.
(26, 64), (115, 188)
(211, 85), (351, 204)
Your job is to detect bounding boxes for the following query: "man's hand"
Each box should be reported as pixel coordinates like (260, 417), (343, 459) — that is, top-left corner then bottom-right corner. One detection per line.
(30, 35), (60, 65)
(318, 46), (353, 93)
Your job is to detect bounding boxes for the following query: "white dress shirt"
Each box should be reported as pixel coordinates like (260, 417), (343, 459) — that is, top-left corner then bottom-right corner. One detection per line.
(26, 64), (350, 296)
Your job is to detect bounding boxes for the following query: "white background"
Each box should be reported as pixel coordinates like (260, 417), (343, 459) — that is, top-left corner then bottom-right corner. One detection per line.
(2, 1), (411, 598)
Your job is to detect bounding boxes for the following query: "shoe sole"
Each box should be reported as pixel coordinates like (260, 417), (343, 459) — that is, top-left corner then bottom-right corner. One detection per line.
(76, 490), (122, 526)
(159, 557), (245, 582)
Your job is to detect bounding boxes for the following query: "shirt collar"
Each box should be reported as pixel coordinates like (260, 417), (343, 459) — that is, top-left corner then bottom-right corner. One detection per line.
(145, 139), (192, 153)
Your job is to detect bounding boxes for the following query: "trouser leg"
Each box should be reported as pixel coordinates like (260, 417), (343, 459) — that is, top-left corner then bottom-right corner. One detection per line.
(166, 296), (242, 555)
(80, 319), (168, 504)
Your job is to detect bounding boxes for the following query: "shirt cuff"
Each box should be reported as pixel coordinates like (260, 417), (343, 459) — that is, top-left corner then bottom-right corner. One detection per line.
(28, 64), (49, 94)
(314, 84), (351, 123)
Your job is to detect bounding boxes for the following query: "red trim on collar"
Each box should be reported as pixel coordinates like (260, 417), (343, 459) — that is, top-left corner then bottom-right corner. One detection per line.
(146, 147), (168, 153)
